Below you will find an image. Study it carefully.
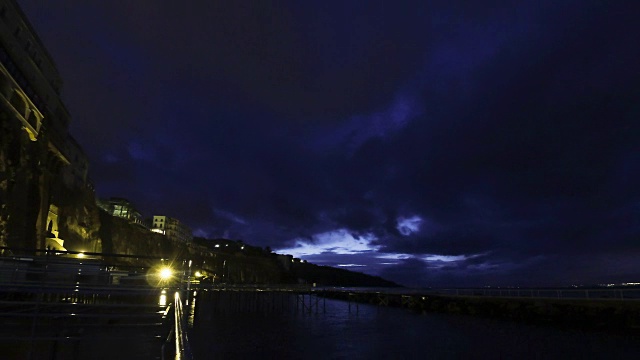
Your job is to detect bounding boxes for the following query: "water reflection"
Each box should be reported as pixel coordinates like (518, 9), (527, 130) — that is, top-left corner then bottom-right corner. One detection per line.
(187, 292), (197, 328)
(159, 289), (167, 306)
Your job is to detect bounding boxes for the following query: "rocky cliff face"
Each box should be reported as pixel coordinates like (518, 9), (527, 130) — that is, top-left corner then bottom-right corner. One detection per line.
(99, 211), (184, 259)
(56, 189), (286, 283)
(55, 185), (102, 253)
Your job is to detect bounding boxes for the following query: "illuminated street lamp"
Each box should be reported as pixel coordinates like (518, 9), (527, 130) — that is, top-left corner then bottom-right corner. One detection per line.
(159, 267), (173, 281)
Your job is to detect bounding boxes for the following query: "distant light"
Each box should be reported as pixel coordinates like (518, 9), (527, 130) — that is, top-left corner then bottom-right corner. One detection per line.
(215, 244), (220, 248)
(77, 252), (85, 259)
(159, 294), (167, 306)
(194, 271), (202, 278)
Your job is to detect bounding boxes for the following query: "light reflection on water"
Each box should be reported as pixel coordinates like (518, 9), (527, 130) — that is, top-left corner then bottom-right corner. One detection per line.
(187, 295), (196, 328)
(189, 294), (640, 359)
(158, 289), (167, 306)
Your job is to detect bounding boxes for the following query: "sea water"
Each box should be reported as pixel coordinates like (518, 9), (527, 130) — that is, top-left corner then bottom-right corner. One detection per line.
(188, 295), (640, 359)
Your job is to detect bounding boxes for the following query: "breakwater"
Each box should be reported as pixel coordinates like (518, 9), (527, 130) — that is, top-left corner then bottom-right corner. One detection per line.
(319, 290), (640, 333)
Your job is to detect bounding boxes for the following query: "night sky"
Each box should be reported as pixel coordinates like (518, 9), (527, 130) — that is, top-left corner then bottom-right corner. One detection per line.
(18, 1), (640, 287)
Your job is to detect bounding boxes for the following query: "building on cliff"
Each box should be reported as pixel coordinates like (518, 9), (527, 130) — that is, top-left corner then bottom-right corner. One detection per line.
(150, 215), (193, 244)
(0, 0), (89, 252)
(97, 197), (148, 229)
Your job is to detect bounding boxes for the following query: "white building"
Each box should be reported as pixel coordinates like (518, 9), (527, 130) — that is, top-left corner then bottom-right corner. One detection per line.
(150, 215), (192, 244)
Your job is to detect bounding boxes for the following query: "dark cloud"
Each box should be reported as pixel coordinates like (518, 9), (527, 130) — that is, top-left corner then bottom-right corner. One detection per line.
(17, 0), (640, 286)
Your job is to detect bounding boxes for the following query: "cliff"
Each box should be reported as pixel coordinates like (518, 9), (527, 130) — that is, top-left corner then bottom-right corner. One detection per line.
(289, 261), (400, 287)
(56, 185), (102, 253)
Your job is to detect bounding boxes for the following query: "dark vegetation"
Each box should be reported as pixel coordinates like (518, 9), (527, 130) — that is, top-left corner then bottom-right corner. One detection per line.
(191, 236), (400, 287)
